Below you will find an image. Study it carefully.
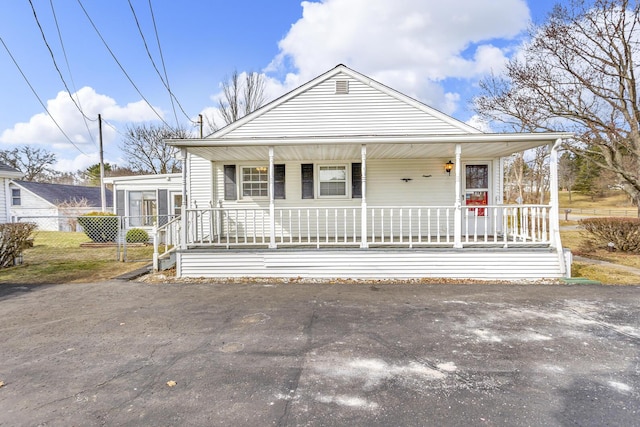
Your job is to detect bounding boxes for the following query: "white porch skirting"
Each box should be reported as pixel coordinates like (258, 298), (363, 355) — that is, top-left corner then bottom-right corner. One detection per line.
(175, 248), (568, 281)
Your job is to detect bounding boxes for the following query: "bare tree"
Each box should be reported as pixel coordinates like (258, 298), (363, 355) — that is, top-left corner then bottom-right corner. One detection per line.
(48, 171), (80, 185)
(0, 146), (56, 182)
(205, 70), (266, 133)
(120, 124), (189, 174)
(475, 0), (640, 214)
(57, 198), (92, 232)
(558, 151), (579, 202)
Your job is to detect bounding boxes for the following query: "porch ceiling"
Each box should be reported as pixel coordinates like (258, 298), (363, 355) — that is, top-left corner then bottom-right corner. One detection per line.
(172, 133), (573, 162)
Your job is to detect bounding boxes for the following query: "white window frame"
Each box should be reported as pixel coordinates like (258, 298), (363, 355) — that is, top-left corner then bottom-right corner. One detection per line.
(317, 164), (349, 198)
(128, 190), (158, 227)
(240, 165), (269, 200)
(11, 188), (21, 206)
(170, 191), (182, 218)
(463, 162), (491, 217)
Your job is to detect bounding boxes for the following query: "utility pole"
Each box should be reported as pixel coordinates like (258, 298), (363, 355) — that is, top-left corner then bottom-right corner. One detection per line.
(98, 114), (106, 212)
(198, 114), (203, 138)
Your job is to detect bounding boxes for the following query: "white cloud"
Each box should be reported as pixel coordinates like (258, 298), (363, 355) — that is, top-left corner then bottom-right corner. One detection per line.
(0, 87), (163, 172)
(466, 114), (493, 132)
(55, 152), (100, 174)
(266, 0), (530, 114)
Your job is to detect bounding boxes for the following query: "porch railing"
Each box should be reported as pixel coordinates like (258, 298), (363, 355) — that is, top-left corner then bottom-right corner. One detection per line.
(179, 204), (553, 249)
(152, 215), (181, 270)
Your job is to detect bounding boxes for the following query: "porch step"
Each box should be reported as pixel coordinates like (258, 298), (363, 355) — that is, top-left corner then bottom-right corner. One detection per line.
(158, 252), (176, 271)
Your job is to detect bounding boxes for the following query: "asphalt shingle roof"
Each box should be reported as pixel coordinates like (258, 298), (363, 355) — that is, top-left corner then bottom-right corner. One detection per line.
(0, 162), (22, 176)
(14, 180), (113, 208)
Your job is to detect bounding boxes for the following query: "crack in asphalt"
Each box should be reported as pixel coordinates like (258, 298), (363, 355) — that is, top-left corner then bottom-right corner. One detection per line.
(566, 308), (640, 341)
(31, 363), (149, 412)
(277, 308), (317, 427)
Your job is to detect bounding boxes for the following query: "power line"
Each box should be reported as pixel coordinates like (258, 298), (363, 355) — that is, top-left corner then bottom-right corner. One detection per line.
(75, 0), (173, 128)
(101, 117), (128, 139)
(48, 0), (97, 148)
(127, 0), (196, 125)
(148, 0), (196, 125)
(0, 36), (86, 155)
(127, 0), (178, 126)
(28, 0), (97, 126)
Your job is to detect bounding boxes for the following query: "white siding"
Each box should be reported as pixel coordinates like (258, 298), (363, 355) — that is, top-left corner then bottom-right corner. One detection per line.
(213, 158), (457, 208)
(0, 178), (8, 223)
(209, 158), (484, 239)
(188, 154), (213, 209)
(177, 249), (564, 280)
(225, 72), (470, 139)
(9, 184), (53, 212)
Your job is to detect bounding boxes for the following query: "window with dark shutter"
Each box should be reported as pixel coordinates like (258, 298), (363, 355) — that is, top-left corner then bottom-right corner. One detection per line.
(301, 163), (314, 199)
(274, 164), (286, 199)
(352, 163), (362, 199)
(224, 165), (237, 200)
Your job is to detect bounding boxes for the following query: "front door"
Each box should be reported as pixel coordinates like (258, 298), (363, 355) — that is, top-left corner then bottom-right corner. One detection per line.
(464, 164), (490, 236)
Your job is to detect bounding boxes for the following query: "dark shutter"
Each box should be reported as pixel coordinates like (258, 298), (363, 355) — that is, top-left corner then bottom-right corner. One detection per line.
(301, 163), (314, 199)
(274, 164), (286, 199)
(224, 165), (237, 200)
(158, 189), (168, 226)
(116, 190), (125, 217)
(352, 163), (362, 199)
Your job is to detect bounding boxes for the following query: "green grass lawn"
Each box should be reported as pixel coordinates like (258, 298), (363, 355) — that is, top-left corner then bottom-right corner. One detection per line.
(0, 230), (153, 285)
(2, 206), (640, 285)
(559, 190), (636, 209)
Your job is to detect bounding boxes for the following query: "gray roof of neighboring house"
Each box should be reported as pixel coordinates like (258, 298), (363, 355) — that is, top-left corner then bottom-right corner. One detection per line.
(0, 162), (23, 177)
(13, 180), (113, 208)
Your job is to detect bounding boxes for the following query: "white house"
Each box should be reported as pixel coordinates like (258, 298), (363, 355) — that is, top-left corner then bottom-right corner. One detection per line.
(105, 173), (182, 230)
(0, 163), (23, 223)
(9, 180), (112, 231)
(162, 64), (573, 281)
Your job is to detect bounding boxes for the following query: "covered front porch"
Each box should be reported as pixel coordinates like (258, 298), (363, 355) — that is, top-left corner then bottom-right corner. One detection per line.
(181, 203), (553, 249)
(156, 133), (571, 280)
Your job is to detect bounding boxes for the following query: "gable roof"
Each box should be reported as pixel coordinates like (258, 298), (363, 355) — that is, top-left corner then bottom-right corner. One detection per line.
(209, 64), (481, 140)
(0, 162), (23, 178)
(166, 64), (573, 161)
(12, 180), (113, 208)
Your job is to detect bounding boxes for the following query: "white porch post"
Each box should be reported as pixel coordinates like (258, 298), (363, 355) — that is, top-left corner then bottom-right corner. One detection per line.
(453, 144), (463, 248)
(180, 149), (188, 250)
(360, 144), (368, 248)
(268, 146), (276, 248)
(549, 139), (562, 249)
(549, 138), (567, 277)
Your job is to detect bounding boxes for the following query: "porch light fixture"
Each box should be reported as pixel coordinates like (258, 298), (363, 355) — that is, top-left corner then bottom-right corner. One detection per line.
(445, 160), (454, 175)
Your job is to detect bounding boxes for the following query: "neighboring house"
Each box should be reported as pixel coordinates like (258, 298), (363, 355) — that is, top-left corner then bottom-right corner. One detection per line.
(104, 173), (182, 229)
(0, 162), (24, 223)
(10, 180), (113, 231)
(163, 64), (573, 281)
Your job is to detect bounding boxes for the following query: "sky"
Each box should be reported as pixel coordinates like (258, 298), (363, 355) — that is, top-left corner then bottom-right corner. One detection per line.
(0, 0), (560, 174)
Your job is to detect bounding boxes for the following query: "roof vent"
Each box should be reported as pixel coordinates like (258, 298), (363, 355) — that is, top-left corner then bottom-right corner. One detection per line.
(335, 80), (349, 94)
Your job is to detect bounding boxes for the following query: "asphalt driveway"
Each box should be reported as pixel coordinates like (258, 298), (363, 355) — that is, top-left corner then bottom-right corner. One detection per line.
(0, 280), (638, 426)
